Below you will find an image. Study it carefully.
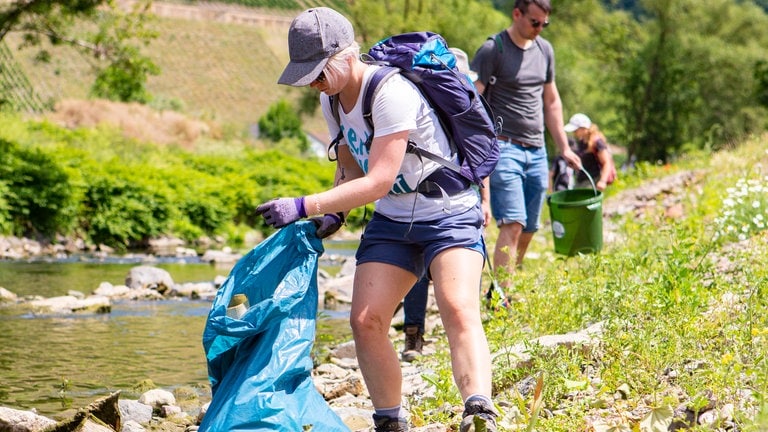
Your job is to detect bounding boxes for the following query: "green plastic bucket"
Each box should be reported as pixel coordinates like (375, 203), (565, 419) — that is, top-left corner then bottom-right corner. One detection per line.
(546, 170), (603, 256)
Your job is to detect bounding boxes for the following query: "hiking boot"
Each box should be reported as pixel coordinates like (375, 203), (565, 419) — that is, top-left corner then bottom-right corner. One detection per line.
(373, 414), (409, 432)
(401, 325), (424, 362)
(459, 399), (498, 432)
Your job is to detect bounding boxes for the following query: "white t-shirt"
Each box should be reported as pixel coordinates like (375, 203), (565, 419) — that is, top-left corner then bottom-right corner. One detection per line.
(321, 65), (478, 222)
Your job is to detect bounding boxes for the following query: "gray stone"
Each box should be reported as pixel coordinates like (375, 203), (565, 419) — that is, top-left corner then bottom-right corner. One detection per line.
(0, 406), (56, 432)
(118, 400), (153, 425)
(125, 266), (175, 293)
(120, 420), (146, 432)
(138, 389), (176, 410)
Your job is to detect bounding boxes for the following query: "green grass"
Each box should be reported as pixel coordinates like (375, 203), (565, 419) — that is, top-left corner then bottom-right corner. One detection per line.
(410, 134), (768, 431)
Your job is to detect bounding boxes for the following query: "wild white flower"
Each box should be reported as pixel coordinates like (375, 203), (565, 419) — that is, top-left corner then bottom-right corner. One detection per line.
(716, 174), (768, 240)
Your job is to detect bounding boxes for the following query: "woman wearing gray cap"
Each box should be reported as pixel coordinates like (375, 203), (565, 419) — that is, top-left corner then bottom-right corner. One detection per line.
(255, 7), (497, 432)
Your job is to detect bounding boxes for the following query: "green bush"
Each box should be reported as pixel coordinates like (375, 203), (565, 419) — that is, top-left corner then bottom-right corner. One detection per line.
(0, 112), (366, 247)
(257, 99), (309, 154)
(0, 180), (11, 234)
(79, 163), (172, 249)
(0, 138), (74, 237)
(165, 164), (234, 235)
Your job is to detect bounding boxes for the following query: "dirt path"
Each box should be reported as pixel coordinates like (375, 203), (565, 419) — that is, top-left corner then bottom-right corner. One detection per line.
(602, 168), (706, 244)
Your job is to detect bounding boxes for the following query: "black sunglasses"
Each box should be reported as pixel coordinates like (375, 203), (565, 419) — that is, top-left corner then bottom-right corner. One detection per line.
(313, 70), (326, 84)
(530, 17), (550, 28)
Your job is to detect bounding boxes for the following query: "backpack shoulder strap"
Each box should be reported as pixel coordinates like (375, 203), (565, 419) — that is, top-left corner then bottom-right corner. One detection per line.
(493, 32), (504, 54)
(328, 66), (398, 157)
(361, 66), (399, 149)
(485, 31), (505, 100)
(327, 94), (344, 161)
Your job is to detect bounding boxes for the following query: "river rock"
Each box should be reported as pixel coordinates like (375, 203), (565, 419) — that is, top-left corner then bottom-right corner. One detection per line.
(0, 406), (57, 431)
(28, 295), (111, 315)
(92, 282), (131, 298)
(169, 282), (218, 300)
(47, 391), (122, 432)
(118, 400), (152, 425)
(125, 266), (175, 293)
(138, 389), (176, 410)
(200, 249), (241, 264)
(0, 287), (18, 303)
(120, 420), (145, 432)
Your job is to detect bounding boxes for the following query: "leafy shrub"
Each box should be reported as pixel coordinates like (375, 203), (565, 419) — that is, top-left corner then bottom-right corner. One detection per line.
(0, 138), (74, 237)
(257, 99), (308, 154)
(79, 163), (172, 249)
(0, 180), (11, 234)
(164, 164), (234, 237)
(0, 112), (369, 245)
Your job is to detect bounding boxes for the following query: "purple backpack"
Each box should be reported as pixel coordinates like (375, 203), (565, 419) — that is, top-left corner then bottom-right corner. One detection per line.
(330, 32), (500, 196)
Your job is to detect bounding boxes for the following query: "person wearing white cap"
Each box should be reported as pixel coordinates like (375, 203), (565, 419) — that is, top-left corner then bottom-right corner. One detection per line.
(470, 0), (581, 286)
(256, 7), (497, 432)
(449, 47), (479, 84)
(564, 113), (616, 191)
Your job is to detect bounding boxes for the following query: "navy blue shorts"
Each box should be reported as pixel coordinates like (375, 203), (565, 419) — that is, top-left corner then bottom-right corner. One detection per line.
(355, 206), (485, 279)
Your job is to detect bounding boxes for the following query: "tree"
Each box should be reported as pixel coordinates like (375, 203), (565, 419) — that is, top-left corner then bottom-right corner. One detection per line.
(0, 0), (158, 103)
(619, 0), (691, 163)
(348, 0), (506, 52)
(605, 0), (768, 162)
(258, 99), (309, 155)
(756, 60), (768, 109)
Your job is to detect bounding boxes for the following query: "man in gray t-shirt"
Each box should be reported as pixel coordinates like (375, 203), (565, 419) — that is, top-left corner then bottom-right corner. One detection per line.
(471, 0), (580, 288)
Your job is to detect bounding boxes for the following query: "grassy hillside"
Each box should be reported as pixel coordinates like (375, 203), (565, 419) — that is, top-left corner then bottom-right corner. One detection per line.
(3, 2), (330, 136)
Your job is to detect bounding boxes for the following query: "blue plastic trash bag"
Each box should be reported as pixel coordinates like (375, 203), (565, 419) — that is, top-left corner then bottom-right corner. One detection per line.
(199, 221), (349, 431)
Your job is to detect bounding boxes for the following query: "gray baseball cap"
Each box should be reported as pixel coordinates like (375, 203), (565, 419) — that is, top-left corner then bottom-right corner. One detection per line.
(278, 7), (354, 86)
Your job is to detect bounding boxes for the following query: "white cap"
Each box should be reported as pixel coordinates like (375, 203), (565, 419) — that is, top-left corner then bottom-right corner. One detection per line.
(449, 47), (478, 82)
(564, 113), (592, 132)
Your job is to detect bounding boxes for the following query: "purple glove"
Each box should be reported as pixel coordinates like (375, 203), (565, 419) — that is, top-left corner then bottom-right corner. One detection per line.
(255, 197), (306, 228)
(310, 213), (344, 239)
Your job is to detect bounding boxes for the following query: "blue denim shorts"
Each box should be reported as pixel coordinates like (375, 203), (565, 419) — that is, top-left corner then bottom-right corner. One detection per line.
(489, 141), (549, 233)
(355, 206), (485, 278)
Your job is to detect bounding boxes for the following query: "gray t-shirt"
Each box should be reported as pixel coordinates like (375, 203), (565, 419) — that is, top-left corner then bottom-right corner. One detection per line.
(471, 31), (555, 147)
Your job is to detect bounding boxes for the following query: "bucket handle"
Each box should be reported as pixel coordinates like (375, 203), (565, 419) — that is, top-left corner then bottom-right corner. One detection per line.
(580, 167), (598, 196)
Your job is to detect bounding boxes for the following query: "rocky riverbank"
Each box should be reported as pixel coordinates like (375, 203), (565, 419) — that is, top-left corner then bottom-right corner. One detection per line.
(0, 247), (449, 432)
(0, 249), (752, 432)
(1, 169), (755, 431)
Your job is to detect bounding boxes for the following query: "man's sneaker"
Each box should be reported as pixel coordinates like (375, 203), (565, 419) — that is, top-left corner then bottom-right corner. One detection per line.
(373, 414), (409, 432)
(459, 399), (498, 432)
(401, 325), (424, 362)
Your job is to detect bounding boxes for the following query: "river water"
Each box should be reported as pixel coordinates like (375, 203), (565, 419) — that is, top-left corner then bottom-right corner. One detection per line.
(0, 245), (355, 419)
